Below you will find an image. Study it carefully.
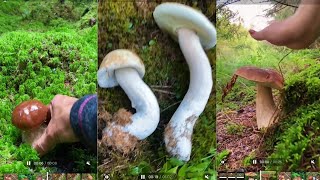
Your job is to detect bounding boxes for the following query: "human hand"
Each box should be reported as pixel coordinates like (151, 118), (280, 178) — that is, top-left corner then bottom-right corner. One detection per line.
(249, 1), (320, 49)
(32, 95), (79, 156)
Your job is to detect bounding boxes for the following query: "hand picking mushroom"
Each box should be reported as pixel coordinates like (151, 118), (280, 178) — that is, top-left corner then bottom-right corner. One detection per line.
(97, 49), (160, 153)
(234, 66), (284, 129)
(12, 100), (51, 144)
(153, 3), (216, 161)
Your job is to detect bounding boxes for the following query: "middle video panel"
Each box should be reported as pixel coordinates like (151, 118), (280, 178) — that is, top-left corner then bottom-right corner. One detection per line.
(97, 1), (216, 179)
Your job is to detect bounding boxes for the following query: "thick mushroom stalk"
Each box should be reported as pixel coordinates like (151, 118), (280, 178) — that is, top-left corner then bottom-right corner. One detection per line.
(98, 49), (160, 152)
(256, 85), (278, 128)
(164, 28), (213, 161)
(153, 3), (216, 161)
(106, 68), (160, 139)
(234, 66), (284, 129)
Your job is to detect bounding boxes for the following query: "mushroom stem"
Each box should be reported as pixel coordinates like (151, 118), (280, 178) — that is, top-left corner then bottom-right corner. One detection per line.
(22, 125), (46, 144)
(256, 84), (277, 129)
(104, 67), (160, 140)
(164, 28), (213, 161)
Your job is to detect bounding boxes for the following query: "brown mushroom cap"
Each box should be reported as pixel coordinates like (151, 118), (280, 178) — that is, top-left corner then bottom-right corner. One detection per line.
(235, 66), (284, 90)
(12, 100), (50, 130)
(245, 172), (258, 177)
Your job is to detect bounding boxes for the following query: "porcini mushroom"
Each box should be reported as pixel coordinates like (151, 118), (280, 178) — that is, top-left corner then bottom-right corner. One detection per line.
(234, 66), (284, 129)
(97, 49), (160, 152)
(153, 3), (216, 161)
(12, 100), (50, 144)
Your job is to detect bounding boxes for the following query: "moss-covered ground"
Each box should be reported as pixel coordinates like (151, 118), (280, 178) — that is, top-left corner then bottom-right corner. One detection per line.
(98, 1), (216, 179)
(0, 0), (97, 176)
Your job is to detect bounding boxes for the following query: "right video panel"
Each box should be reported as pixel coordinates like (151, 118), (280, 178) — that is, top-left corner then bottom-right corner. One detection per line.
(216, 0), (320, 177)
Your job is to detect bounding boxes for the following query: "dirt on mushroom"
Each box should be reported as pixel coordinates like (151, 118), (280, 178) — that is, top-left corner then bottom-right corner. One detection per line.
(113, 108), (133, 126)
(164, 125), (177, 149)
(182, 115), (197, 139)
(102, 126), (138, 154)
(98, 110), (112, 139)
(98, 108), (136, 153)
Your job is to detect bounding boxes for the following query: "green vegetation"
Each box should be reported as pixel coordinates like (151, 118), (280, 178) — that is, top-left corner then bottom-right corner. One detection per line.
(216, 150), (230, 165)
(266, 65), (320, 171)
(217, 6), (320, 171)
(98, 1), (216, 179)
(243, 153), (256, 167)
(226, 123), (245, 135)
(0, 0), (97, 174)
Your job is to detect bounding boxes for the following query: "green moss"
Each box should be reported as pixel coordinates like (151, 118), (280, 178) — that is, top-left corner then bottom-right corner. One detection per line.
(265, 64), (320, 171)
(226, 123), (245, 135)
(284, 63), (320, 112)
(266, 102), (320, 171)
(0, 0), (95, 35)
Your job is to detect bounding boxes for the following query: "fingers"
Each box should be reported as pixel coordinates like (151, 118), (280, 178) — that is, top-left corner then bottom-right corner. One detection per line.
(249, 19), (281, 42)
(249, 29), (265, 41)
(32, 128), (56, 156)
(249, 20), (293, 47)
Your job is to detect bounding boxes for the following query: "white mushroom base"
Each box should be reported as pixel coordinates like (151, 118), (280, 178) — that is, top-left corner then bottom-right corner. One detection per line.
(165, 114), (198, 161)
(102, 68), (160, 153)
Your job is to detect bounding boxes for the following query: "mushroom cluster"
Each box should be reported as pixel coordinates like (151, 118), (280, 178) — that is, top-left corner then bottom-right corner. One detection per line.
(12, 100), (50, 144)
(234, 66), (284, 129)
(98, 49), (160, 153)
(153, 3), (216, 161)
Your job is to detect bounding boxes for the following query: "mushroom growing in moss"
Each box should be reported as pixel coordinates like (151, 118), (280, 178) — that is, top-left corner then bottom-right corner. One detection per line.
(234, 66), (284, 129)
(97, 49), (160, 153)
(12, 100), (51, 144)
(153, 3), (216, 161)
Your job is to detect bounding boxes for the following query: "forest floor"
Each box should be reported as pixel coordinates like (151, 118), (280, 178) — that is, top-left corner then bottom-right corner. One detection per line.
(217, 104), (262, 171)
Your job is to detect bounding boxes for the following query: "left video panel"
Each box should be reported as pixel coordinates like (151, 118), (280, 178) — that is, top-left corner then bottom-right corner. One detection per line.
(0, 0), (97, 178)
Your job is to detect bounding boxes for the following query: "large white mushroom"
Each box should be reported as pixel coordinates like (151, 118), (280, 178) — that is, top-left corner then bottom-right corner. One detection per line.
(98, 49), (160, 153)
(153, 3), (216, 161)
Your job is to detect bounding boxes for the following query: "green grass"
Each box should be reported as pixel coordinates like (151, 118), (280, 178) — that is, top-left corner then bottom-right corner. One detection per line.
(243, 152), (256, 167)
(226, 123), (245, 135)
(0, 0), (97, 174)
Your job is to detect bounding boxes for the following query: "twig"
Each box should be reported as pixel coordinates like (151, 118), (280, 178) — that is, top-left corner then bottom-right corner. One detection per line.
(225, 113), (233, 121)
(272, 0), (298, 8)
(97, 160), (112, 169)
(152, 88), (175, 95)
(161, 101), (182, 113)
(278, 49), (294, 79)
(217, 71), (251, 89)
(150, 85), (172, 88)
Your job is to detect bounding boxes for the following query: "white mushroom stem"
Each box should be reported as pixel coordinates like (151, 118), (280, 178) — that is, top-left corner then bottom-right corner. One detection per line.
(164, 28), (213, 161)
(104, 67), (160, 140)
(23, 125), (46, 144)
(256, 84), (277, 129)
